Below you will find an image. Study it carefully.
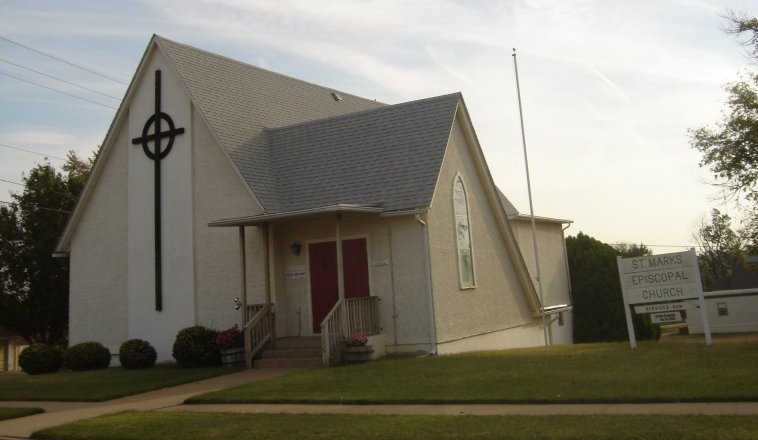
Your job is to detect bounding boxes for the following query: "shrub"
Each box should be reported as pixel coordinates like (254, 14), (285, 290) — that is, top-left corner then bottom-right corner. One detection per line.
(18, 344), (63, 375)
(119, 339), (157, 370)
(172, 326), (221, 367)
(63, 342), (111, 371)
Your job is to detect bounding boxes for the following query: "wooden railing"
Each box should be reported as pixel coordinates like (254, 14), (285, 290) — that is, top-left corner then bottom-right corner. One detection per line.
(320, 296), (380, 366)
(320, 301), (344, 366)
(243, 303), (274, 369)
(246, 304), (265, 322)
(345, 296), (381, 335)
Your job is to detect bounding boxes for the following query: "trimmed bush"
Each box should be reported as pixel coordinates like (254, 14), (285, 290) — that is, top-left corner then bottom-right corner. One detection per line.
(172, 326), (221, 368)
(119, 339), (157, 370)
(64, 342), (111, 371)
(18, 344), (63, 375)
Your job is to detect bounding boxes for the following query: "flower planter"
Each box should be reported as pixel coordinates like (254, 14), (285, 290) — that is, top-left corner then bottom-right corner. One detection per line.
(220, 347), (245, 366)
(342, 345), (374, 365)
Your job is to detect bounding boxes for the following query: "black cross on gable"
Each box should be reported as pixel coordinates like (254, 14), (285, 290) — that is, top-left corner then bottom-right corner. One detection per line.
(131, 70), (185, 311)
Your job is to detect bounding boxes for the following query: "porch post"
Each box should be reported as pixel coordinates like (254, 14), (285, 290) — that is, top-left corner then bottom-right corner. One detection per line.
(239, 226), (247, 324)
(239, 226), (252, 369)
(336, 214), (345, 302)
(336, 214), (348, 336)
(264, 222), (275, 346)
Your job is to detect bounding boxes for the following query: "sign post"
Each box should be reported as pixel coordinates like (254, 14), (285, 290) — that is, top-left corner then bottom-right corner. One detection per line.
(617, 249), (712, 349)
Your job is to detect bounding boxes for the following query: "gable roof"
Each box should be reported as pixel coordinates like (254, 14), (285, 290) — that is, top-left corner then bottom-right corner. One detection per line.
(266, 93), (460, 213)
(496, 188), (571, 224)
(156, 36), (385, 212)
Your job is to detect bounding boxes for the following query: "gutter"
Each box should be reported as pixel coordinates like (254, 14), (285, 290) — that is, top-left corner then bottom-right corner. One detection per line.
(416, 214), (438, 355)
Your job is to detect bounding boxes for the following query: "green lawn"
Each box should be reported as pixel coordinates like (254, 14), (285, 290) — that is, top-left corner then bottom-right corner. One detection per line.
(0, 364), (239, 402)
(190, 341), (758, 404)
(31, 412), (758, 440)
(0, 407), (44, 421)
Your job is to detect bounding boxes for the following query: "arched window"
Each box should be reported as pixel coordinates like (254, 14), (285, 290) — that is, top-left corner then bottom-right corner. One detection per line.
(453, 176), (475, 288)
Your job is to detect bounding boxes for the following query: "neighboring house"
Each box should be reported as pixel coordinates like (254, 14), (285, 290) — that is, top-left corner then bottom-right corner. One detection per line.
(688, 256), (758, 335)
(0, 328), (27, 372)
(55, 35), (572, 364)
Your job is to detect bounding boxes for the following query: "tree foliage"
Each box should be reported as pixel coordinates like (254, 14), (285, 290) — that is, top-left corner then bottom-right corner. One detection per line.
(0, 152), (90, 344)
(690, 11), (758, 250)
(566, 232), (659, 343)
(613, 242), (653, 258)
(695, 208), (745, 290)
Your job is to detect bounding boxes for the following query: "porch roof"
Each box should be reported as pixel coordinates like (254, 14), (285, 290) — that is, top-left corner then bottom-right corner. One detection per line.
(208, 204), (426, 227)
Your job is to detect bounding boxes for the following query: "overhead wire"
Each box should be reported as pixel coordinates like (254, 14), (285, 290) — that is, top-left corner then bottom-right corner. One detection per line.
(0, 200), (72, 214)
(0, 143), (68, 161)
(0, 56), (122, 100)
(0, 70), (118, 109)
(0, 34), (128, 85)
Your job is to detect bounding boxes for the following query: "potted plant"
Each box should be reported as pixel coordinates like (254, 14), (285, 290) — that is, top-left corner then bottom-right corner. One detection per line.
(342, 333), (373, 364)
(216, 325), (245, 366)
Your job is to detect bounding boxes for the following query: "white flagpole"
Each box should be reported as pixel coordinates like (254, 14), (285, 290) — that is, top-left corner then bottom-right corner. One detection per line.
(512, 48), (549, 350)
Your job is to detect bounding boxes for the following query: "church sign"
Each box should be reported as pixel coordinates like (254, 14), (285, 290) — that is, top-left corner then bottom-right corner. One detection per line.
(617, 249), (711, 349)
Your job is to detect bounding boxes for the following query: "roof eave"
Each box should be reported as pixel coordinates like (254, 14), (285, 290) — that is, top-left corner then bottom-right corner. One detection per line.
(509, 214), (573, 225)
(208, 204), (386, 227)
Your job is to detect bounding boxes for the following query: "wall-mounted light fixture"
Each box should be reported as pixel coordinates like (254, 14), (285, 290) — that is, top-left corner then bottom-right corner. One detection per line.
(290, 242), (301, 256)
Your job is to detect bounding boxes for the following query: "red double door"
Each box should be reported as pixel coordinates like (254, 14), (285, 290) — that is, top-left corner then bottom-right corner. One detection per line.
(309, 238), (370, 333)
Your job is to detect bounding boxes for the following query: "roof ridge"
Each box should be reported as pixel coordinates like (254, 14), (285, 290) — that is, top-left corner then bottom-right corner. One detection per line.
(264, 92), (462, 133)
(153, 34), (383, 108)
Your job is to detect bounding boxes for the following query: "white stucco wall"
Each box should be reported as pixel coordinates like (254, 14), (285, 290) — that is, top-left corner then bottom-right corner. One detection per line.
(126, 51), (195, 360)
(510, 219), (573, 345)
(190, 108), (264, 332)
(270, 213), (430, 353)
(427, 115), (539, 351)
(68, 121), (129, 354)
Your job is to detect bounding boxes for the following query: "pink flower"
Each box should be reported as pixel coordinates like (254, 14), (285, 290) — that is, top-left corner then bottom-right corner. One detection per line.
(345, 333), (368, 347)
(216, 325), (244, 349)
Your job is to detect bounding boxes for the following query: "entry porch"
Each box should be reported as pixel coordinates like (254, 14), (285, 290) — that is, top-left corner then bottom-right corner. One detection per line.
(209, 206), (395, 367)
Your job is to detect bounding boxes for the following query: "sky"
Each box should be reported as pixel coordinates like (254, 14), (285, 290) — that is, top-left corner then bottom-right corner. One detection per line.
(0, 0), (755, 254)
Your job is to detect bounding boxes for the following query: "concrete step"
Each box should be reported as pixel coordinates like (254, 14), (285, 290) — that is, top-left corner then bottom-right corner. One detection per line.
(254, 356), (322, 369)
(261, 347), (321, 359)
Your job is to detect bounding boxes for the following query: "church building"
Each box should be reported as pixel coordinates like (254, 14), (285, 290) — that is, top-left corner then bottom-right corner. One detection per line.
(55, 35), (573, 365)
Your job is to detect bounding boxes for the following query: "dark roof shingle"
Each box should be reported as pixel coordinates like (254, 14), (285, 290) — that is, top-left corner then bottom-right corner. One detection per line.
(157, 36), (459, 214)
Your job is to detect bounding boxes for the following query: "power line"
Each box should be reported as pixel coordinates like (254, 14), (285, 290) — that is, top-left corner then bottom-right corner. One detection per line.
(611, 243), (703, 249)
(0, 178), (23, 186)
(0, 143), (67, 161)
(0, 178), (78, 199)
(0, 70), (118, 110)
(0, 200), (71, 214)
(0, 56), (122, 100)
(0, 34), (128, 85)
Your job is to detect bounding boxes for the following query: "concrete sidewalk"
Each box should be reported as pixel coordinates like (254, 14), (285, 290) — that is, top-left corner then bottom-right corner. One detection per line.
(163, 401), (758, 416)
(0, 368), (298, 439)
(3, 370), (758, 440)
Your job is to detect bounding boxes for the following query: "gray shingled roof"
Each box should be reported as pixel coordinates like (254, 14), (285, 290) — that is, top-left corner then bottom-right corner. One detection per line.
(158, 36), (460, 214)
(267, 93), (461, 213)
(156, 36), (385, 212)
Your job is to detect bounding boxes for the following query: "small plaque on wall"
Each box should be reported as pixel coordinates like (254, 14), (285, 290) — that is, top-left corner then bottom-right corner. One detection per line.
(371, 256), (390, 266)
(286, 266), (306, 279)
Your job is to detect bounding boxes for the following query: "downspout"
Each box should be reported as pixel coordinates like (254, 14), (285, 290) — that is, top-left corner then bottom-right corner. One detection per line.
(416, 214), (438, 355)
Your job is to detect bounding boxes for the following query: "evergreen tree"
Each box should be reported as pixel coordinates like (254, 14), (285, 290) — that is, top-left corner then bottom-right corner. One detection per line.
(566, 232), (659, 343)
(0, 152), (90, 344)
